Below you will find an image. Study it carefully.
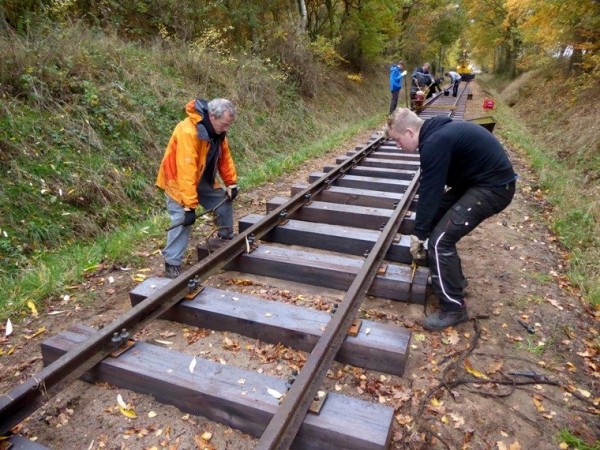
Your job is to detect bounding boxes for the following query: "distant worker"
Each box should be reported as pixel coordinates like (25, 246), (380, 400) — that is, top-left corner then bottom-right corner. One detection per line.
(413, 62), (440, 98)
(389, 60), (406, 115)
(386, 108), (517, 331)
(156, 98), (239, 279)
(445, 71), (462, 97)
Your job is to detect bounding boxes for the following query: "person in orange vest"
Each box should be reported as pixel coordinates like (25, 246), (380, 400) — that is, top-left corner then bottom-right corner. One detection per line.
(156, 98), (239, 278)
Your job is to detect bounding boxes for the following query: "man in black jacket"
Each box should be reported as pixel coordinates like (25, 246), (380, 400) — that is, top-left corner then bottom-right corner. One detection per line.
(386, 108), (517, 330)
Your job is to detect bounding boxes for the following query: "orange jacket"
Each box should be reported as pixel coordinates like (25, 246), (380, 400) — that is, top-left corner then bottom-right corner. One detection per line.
(155, 100), (237, 209)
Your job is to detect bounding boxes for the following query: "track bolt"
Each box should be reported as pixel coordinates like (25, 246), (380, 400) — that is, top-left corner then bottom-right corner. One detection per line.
(188, 278), (198, 292)
(119, 328), (130, 341)
(111, 332), (122, 350)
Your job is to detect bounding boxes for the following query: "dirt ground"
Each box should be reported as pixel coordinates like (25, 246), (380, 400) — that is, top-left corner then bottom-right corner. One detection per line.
(1, 82), (598, 450)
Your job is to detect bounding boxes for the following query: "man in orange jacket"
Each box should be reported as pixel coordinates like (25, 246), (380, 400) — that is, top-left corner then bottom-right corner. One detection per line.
(156, 98), (239, 278)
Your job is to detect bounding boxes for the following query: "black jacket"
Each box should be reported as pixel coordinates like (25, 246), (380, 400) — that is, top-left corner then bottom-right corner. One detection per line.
(414, 117), (516, 240)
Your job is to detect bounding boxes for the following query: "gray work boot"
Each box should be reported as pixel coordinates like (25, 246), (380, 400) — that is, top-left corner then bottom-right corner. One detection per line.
(164, 263), (181, 279)
(423, 309), (468, 331)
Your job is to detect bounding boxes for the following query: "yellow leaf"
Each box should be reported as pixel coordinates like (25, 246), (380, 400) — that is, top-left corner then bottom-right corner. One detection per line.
(532, 396), (545, 413)
(201, 431), (212, 441)
(23, 326), (46, 340)
(441, 415), (449, 424)
(464, 357), (489, 380)
(27, 300), (38, 317)
(118, 406), (138, 419)
(577, 389), (591, 398)
(431, 397), (443, 407)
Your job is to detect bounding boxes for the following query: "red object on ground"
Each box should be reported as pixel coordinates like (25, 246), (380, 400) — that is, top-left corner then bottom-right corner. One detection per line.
(483, 98), (495, 110)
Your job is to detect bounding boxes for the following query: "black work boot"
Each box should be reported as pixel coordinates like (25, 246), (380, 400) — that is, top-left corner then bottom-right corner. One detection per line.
(422, 309), (468, 331)
(164, 263), (182, 279)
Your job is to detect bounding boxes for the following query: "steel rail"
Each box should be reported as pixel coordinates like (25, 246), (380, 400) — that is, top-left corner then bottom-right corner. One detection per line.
(256, 167), (421, 449)
(0, 136), (387, 434)
(420, 80), (471, 118)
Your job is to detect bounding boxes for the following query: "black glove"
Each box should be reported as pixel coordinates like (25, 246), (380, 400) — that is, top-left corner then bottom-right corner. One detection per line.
(226, 185), (239, 201)
(182, 209), (196, 226)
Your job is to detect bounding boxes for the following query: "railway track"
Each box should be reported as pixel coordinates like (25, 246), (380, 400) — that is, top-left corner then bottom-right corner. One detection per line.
(1, 84), (473, 449)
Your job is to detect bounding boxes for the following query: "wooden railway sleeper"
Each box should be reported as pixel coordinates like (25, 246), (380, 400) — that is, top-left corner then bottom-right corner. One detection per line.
(0, 135), (389, 436)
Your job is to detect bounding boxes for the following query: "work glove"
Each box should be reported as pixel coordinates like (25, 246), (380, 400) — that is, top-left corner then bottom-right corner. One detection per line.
(182, 209), (196, 226)
(409, 235), (426, 260)
(226, 184), (239, 201)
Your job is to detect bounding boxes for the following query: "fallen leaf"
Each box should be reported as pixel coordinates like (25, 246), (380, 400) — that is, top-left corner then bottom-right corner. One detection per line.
(431, 397), (443, 407)
(546, 297), (563, 310)
(487, 360), (504, 374)
(267, 387), (283, 399)
(154, 339), (173, 345)
(413, 333), (426, 342)
(117, 394), (128, 409)
(27, 301), (38, 317)
(148, 411), (157, 418)
(464, 358), (489, 379)
(443, 329), (460, 345)
(23, 327), (46, 340)
(395, 414), (413, 425)
(449, 413), (465, 428)
(118, 406), (137, 419)
(5, 319), (13, 337)
(201, 431), (212, 441)
(189, 356), (197, 374)
(533, 396), (545, 413)
(577, 389), (591, 398)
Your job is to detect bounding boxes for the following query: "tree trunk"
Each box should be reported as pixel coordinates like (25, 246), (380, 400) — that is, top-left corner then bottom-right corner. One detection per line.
(296, 0), (308, 32)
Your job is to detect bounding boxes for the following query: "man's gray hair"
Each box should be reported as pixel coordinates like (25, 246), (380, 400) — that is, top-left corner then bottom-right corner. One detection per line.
(386, 108), (424, 136)
(208, 98), (236, 119)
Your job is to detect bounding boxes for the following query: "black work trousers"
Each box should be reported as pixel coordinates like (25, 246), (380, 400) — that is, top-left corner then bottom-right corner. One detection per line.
(389, 90), (400, 115)
(427, 182), (515, 311)
(452, 80), (460, 96)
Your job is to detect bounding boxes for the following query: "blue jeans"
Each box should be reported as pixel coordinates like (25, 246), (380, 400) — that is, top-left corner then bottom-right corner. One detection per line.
(162, 180), (234, 266)
(427, 182), (515, 310)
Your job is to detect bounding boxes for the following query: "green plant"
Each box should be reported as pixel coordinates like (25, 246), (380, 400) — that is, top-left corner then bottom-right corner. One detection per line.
(516, 335), (547, 355)
(477, 77), (600, 305)
(558, 429), (600, 450)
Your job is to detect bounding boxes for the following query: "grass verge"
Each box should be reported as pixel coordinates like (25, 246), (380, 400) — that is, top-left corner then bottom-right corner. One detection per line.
(0, 116), (384, 322)
(478, 77), (600, 305)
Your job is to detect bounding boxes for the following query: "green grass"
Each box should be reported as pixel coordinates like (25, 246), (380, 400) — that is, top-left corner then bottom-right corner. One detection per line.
(558, 429), (600, 450)
(0, 216), (165, 321)
(477, 77), (600, 305)
(0, 18), (391, 320)
(516, 335), (547, 355)
(0, 113), (384, 321)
